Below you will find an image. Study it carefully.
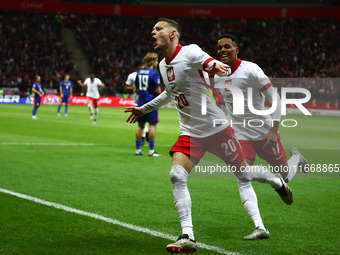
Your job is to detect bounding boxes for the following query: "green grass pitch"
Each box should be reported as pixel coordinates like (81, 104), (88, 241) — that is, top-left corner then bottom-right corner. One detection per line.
(0, 104), (339, 255)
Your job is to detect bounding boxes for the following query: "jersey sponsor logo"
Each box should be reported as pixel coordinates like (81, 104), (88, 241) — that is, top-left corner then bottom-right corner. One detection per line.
(166, 67), (175, 82)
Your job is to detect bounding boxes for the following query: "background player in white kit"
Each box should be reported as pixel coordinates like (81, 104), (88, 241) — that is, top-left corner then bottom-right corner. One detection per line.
(215, 34), (308, 240)
(78, 73), (105, 124)
(125, 18), (295, 254)
(125, 59), (149, 146)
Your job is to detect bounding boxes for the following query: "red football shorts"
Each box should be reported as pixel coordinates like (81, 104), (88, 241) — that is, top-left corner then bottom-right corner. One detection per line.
(170, 126), (245, 166)
(239, 134), (287, 165)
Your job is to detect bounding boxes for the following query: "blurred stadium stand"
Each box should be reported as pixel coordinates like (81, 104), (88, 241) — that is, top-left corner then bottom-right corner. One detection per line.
(0, 0), (339, 106)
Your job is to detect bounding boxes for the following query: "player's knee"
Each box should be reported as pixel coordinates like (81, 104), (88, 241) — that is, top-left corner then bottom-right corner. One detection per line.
(236, 171), (252, 182)
(169, 165), (187, 183)
(237, 178), (252, 187)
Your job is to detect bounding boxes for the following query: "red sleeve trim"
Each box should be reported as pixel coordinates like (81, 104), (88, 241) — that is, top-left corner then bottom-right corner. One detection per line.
(203, 57), (214, 70)
(259, 83), (272, 93)
(229, 58), (242, 76)
(165, 44), (182, 65)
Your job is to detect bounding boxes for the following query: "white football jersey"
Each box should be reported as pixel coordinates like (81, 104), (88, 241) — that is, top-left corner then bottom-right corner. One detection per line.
(84, 77), (102, 99)
(215, 59), (273, 140)
(125, 72), (138, 106)
(158, 44), (229, 137)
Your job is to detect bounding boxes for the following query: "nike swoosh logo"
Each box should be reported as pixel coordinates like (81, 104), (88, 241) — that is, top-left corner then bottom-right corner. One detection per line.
(171, 84), (177, 90)
(276, 154), (283, 160)
(231, 154), (239, 162)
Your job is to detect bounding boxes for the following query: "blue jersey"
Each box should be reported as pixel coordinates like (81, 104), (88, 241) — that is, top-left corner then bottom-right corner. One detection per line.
(33, 82), (42, 96)
(60, 80), (72, 97)
(135, 67), (161, 106)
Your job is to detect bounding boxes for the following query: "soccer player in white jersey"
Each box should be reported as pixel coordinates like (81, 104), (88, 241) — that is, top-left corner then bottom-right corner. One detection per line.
(125, 59), (149, 146)
(78, 73), (105, 124)
(125, 18), (295, 254)
(215, 34), (308, 240)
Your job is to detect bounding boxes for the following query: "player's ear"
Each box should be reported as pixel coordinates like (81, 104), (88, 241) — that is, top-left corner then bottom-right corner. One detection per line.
(236, 47), (240, 55)
(169, 30), (176, 39)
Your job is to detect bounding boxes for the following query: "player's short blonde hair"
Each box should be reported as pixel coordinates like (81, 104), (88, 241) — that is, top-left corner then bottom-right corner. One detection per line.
(143, 52), (158, 67)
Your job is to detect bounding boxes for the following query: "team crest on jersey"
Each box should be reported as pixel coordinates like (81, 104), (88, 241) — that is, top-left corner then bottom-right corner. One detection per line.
(166, 67), (175, 82)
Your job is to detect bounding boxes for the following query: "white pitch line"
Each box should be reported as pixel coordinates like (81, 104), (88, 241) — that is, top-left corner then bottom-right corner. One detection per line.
(0, 142), (174, 147)
(0, 188), (243, 255)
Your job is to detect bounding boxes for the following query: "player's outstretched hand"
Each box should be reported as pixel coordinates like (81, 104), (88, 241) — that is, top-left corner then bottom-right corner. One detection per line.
(125, 106), (144, 123)
(204, 62), (230, 76)
(262, 130), (278, 148)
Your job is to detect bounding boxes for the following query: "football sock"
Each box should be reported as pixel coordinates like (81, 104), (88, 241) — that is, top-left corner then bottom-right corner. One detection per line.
(64, 105), (68, 114)
(57, 105), (61, 113)
(149, 140), (155, 152)
(169, 165), (193, 236)
(285, 154), (300, 182)
(237, 165), (282, 190)
(32, 107), (37, 116)
(182, 227), (195, 240)
(252, 216), (265, 230)
(142, 125), (149, 137)
(136, 139), (142, 151)
(88, 104), (93, 114)
(237, 179), (265, 230)
(94, 108), (98, 121)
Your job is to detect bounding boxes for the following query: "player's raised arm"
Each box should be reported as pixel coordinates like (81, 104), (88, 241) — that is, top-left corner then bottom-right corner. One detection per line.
(77, 80), (85, 87)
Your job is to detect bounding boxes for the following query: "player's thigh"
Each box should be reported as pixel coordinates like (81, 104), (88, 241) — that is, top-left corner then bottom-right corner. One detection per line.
(203, 127), (245, 166)
(34, 96), (41, 108)
(253, 134), (287, 165)
(145, 109), (159, 123)
(239, 140), (256, 164)
(170, 136), (205, 172)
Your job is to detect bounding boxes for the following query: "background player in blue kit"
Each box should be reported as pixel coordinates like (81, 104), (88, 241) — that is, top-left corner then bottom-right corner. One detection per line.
(32, 75), (44, 119)
(57, 74), (73, 117)
(134, 52), (162, 156)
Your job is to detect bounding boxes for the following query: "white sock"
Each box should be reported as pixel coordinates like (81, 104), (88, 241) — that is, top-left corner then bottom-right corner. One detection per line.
(285, 155), (300, 182)
(169, 165), (193, 238)
(88, 104), (93, 114)
(94, 108), (98, 121)
(237, 165), (282, 190)
(237, 179), (265, 230)
(182, 227), (194, 240)
(142, 126), (149, 137)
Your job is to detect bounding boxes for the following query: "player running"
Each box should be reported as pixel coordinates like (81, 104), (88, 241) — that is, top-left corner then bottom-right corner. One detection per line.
(214, 34), (309, 240)
(57, 74), (73, 117)
(125, 18), (295, 254)
(78, 73), (105, 124)
(134, 53), (162, 156)
(32, 75), (44, 119)
(125, 59), (149, 146)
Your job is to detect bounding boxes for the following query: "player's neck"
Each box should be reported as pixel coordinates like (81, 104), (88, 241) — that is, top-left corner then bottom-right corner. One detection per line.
(162, 42), (179, 63)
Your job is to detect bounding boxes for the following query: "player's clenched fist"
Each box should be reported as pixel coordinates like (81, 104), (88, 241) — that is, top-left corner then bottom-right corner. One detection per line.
(125, 106), (144, 123)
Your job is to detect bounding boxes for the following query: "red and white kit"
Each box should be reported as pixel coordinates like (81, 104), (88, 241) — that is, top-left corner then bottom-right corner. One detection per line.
(215, 58), (287, 164)
(140, 44), (244, 165)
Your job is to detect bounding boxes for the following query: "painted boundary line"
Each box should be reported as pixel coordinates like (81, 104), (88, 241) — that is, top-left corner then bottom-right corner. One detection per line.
(0, 188), (243, 255)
